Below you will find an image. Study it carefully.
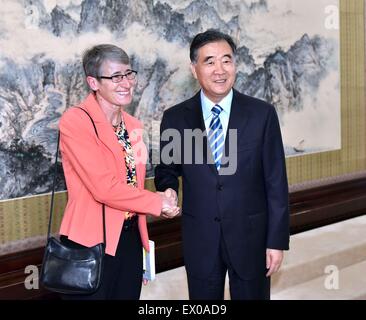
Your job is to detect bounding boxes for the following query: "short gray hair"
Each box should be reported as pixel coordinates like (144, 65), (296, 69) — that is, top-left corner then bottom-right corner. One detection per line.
(82, 44), (130, 78)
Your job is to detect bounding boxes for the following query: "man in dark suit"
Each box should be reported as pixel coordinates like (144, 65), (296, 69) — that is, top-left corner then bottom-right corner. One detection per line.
(154, 29), (289, 300)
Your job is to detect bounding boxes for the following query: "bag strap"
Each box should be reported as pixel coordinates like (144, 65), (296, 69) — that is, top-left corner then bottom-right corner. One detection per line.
(47, 107), (106, 247)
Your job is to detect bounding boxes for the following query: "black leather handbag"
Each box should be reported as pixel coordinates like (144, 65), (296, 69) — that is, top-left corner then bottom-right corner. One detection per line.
(40, 108), (105, 295)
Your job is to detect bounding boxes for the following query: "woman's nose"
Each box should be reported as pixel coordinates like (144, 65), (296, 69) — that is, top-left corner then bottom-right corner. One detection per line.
(118, 77), (132, 87)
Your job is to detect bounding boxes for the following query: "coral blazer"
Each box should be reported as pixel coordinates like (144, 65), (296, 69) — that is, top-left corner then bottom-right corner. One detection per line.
(58, 93), (162, 256)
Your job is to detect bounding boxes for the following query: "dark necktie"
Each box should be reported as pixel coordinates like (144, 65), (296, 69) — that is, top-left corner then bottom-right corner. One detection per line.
(208, 104), (224, 170)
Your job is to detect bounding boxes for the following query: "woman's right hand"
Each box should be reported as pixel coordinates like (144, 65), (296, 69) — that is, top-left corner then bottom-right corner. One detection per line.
(157, 188), (180, 218)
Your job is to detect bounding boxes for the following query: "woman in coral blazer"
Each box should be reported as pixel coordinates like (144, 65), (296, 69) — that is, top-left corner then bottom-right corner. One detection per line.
(58, 44), (178, 300)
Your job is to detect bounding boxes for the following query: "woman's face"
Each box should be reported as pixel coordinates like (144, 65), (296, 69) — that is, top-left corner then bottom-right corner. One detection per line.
(92, 60), (136, 108)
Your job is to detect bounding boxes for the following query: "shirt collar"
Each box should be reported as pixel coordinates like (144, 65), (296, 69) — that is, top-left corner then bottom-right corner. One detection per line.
(201, 89), (233, 121)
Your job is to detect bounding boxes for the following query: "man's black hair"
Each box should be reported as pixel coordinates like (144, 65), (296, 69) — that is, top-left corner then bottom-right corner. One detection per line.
(190, 29), (237, 63)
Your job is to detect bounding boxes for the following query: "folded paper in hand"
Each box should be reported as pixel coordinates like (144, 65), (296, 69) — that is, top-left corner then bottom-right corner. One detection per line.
(143, 240), (155, 281)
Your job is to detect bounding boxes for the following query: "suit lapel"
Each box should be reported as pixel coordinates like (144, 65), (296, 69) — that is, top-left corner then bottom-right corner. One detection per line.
(183, 91), (205, 131)
(184, 91), (217, 175)
(224, 89), (250, 157)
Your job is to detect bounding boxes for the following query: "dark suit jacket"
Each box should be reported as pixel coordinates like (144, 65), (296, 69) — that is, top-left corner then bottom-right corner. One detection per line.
(155, 89), (290, 280)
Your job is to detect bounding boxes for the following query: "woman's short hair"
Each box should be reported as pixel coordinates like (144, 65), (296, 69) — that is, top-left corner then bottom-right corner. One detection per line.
(82, 44), (130, 78)
(190, 29), (237, 63)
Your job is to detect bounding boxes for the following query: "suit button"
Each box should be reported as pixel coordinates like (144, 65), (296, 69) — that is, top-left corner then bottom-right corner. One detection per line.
(217, 184), (223, 191)
(214, 217), (221, 222)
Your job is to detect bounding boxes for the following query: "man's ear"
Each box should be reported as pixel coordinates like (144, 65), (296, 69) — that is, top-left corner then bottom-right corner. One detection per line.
(86, 76), (99, 91)
(190, 63), (198, 80)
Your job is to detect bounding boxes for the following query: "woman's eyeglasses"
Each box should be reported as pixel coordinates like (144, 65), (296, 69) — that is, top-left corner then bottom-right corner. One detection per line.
(98, 70), (137, 83)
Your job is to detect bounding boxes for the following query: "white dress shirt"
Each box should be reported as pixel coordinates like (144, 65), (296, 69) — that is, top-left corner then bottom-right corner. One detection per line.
(200, 89), (233, 143)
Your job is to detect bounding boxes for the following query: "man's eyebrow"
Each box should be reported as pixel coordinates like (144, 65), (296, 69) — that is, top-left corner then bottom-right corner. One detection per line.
(202, 54), (233, 63)
(223, 54), (233, 59)
(203, 56), (214, 63)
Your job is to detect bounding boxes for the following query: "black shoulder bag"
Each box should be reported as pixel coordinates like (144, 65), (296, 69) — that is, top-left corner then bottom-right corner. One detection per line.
(40, 108), (105, 295)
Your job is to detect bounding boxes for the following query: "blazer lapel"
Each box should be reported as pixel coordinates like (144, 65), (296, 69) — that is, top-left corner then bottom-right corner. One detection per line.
(184, 91), (217, 175)
(80, 94), (125, 175)
(78, 93), (147, 189)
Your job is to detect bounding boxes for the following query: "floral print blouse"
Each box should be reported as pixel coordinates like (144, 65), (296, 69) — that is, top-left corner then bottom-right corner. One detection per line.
(113, 118), (137, 219)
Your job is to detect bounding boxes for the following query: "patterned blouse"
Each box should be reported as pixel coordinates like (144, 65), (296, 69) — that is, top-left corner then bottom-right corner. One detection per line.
(113, 118), (137, 219)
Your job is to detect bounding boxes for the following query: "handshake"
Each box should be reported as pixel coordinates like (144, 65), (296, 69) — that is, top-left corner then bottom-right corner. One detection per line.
(157, 188), (180, 219)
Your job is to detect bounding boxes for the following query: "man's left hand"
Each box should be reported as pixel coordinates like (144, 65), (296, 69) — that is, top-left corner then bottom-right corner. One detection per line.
(266, 249), (284, 277)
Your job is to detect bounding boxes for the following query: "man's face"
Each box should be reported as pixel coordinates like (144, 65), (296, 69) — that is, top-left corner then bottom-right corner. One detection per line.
(190, 40), (236, 103)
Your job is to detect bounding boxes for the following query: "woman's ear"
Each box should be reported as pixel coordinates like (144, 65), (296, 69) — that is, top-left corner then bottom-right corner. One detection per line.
(86, 76), (99, 91)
